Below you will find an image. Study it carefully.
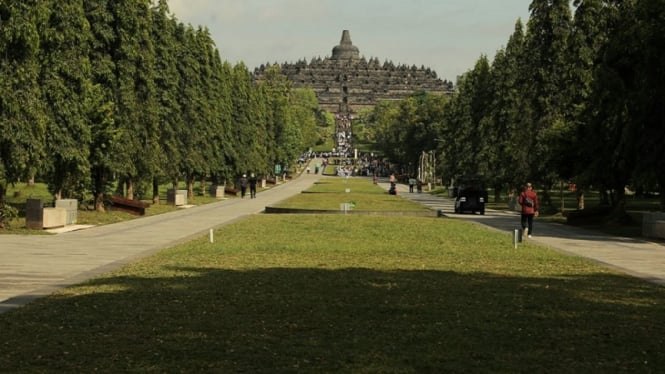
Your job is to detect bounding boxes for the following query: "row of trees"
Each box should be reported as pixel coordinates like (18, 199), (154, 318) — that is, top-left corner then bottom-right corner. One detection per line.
(0, 0), (324, 223)
(367, 0), (664, 213)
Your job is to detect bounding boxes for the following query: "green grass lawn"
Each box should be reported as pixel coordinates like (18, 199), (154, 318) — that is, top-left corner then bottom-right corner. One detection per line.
(1, 181), (244, 234)
(1, 180), (664, 372)
(273, 178), (430, 212)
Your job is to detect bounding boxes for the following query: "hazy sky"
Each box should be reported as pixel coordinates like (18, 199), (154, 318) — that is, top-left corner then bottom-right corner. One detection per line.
(166, 0), (532, 82)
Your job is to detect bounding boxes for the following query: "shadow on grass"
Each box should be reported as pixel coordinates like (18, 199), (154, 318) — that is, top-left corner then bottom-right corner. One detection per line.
(2, 267), (664, 372)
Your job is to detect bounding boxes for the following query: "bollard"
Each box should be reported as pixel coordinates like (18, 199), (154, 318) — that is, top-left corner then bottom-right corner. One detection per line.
(210, 228), (214, 243)
(514, 229), (519, 249)
(513, 229), (524, 248)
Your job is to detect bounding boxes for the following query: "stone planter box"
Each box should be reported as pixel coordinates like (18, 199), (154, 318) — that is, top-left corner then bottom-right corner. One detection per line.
(167, 189), (188, 206)
(43, 207), (67, 229)
(55, 199), (78, 225)
(210, 185), (225, 198)
(643, 212), (665, 239)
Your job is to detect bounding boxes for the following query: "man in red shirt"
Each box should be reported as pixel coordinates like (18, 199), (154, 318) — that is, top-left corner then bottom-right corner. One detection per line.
(519, 182), (539, 238)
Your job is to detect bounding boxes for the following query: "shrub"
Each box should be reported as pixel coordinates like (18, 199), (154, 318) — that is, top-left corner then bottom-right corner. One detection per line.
(0, 203), (19, 228)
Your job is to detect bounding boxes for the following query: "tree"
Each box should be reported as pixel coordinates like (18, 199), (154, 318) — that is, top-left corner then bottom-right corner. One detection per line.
(629, 0), (665, 209)
(150, 0), (182, 203)
(290, 88), (320, 153)
(523, 0), (573, 192)
(175, 24), (214, 198)
(582, 0), (665, 213)
(229, 62), (257, 177)
(554, 0), (614, 209)
(0, 0), (48, 225)
(39, 0), (92, 201)
(483, 19), (530, 200)
(109, 0), (159, 200)
(259, 65), (299, 175)
(84, 0), (121, 212)
(206, 53), (235, 186)
(439, 56), (492, 182)
(244, 73), (271, 178)
(370, 100), (402, 166)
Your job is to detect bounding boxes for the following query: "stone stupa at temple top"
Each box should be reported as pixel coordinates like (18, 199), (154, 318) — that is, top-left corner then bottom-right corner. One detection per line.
(253, 30), (453, 114)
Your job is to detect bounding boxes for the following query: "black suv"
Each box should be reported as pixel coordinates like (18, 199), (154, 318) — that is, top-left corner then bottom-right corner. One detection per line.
(453, 175), (487, 215)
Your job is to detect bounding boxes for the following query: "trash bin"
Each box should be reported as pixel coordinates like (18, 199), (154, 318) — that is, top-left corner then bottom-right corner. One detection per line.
(25, 199), (43, 230)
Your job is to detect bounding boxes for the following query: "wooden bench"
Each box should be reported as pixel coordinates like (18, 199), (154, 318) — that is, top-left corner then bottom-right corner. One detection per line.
(565, 206), (611, 224)
(106, 195), (150, 216)
(224, 186), (238, 196)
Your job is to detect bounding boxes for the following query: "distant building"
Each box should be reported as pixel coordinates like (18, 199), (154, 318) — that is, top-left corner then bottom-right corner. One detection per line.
(253, 30), (454, 115)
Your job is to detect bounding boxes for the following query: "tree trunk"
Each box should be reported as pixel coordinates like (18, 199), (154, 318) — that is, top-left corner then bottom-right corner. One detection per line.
(599, 188), (611, 206)
(115, 176), (125, 196)
(507, 187), (517, 211)
(200, 178), (206, 197)
(152, 178), (160, 205)
(541, 188), (551, 208)
(493, 185), (502, 204)
(659, 176), (665, 211)
(187, 179), (194, 201)
(0, 182), (7, 229)
(126, 177), (134, 200)
(559, 181), (564, 213)
(610, 184), (629, 223)
(577, 190), (585, 210)
(95, 191), (105, 213)
(93, 167), (107, 213)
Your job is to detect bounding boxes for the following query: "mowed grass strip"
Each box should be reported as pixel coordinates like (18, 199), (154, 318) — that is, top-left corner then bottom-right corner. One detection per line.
(273, 177), (430, 212)
(1, 195), (665, 372)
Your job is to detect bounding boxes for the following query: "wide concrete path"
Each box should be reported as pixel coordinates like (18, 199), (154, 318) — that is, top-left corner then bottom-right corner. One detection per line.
(2, 173), (664, 314)
(0, 168), (323, 313)
(384, 181), (665, 287)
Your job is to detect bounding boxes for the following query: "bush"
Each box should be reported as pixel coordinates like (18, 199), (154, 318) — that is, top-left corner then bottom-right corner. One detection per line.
(0, 203), (19, 228)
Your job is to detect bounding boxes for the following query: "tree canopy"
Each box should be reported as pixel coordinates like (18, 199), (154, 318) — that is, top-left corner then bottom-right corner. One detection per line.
(366, 0), (664, 213)
(1, 0), (662, 227)
(0, 0), (320, 222)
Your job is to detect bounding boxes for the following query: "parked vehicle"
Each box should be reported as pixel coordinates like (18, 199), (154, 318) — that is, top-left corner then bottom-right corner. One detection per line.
(453, 175), (487, 215)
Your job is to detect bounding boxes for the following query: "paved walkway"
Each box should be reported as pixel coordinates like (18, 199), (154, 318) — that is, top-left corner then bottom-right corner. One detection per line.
(383, 181), (665, 287)
(0, 169), (323, 313)
(2, 173), (664, 313)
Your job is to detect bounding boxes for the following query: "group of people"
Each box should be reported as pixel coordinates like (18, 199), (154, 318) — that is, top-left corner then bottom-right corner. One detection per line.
(407, 176), (423, 193)
(238, 173), (258, 199)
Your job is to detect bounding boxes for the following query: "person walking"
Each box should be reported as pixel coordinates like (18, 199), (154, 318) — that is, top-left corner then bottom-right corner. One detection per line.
(239, 174), (248, 198)
(519, 182), (539, 238)
(408, 176), (416, 193)
(249, 173), (258, 199)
